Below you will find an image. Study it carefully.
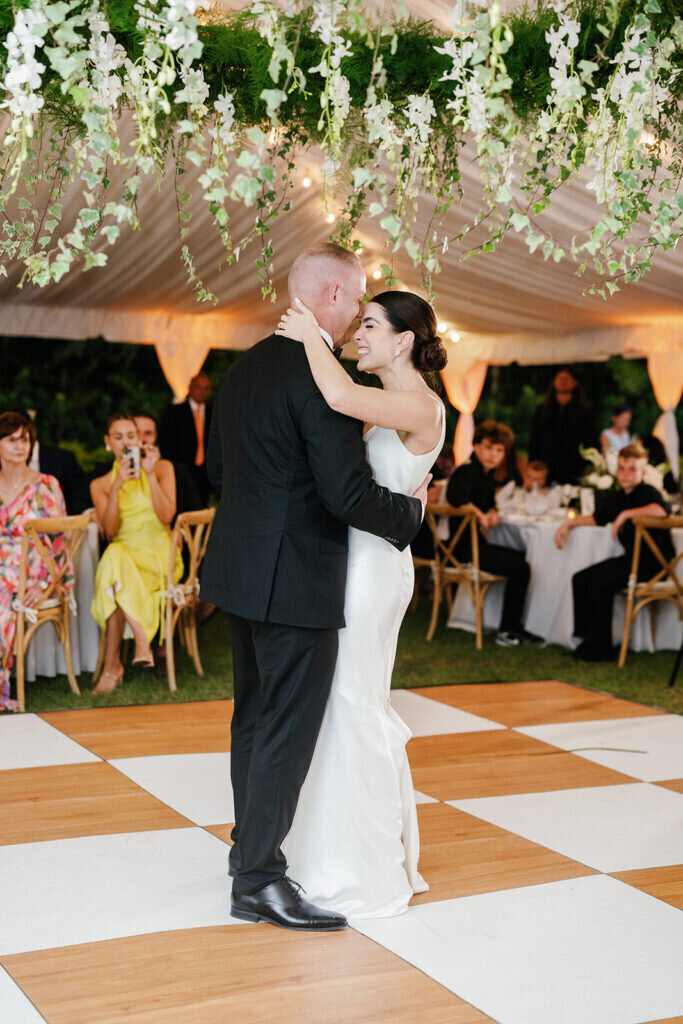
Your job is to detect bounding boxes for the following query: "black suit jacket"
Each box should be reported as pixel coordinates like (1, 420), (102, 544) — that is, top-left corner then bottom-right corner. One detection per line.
(159, 399), (212, 467)
(200, 335), (423, 630)
(39, 444), (91, 515)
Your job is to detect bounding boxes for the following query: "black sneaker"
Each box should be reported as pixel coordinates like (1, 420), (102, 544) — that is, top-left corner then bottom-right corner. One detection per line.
(516, 628), (544, 645)
(495, 630), (522, 647)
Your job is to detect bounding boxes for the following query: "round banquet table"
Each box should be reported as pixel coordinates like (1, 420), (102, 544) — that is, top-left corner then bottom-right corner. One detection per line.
(447, 514), (683, 652)
(25, 519), (101, 682)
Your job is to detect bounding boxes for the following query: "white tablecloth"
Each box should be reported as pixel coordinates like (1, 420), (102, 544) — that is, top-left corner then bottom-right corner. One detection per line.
(26, 520), (101, 681)
(448, 516), (683, 652)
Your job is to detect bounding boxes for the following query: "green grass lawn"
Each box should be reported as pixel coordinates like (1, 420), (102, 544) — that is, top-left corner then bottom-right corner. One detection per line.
(19, 600), (682, 716)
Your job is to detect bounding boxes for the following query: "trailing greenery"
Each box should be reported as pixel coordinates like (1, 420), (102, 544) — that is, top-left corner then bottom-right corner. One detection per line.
(0, 0), (680, 303)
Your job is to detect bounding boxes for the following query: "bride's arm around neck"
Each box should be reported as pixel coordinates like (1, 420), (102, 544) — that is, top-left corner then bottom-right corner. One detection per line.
(276, 301), (442, 452)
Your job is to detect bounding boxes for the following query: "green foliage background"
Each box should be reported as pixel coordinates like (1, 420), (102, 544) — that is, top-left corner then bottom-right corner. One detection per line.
(2, 336), (680, 475)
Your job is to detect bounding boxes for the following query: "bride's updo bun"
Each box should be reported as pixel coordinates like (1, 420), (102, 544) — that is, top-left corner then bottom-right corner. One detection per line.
(372, 291), (448, 373)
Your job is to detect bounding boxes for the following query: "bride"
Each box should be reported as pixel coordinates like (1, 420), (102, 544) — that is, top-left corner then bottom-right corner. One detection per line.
(276, 289), (447, 918)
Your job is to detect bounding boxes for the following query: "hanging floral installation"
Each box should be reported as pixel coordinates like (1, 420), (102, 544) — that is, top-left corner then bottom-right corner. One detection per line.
(0, 0), (680, 303)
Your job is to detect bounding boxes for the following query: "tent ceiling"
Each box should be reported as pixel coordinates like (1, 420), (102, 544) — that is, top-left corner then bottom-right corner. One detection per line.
(1, 0), (681, 375)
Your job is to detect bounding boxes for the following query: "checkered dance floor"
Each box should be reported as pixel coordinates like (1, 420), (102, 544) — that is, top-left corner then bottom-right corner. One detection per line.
(1, 681), (683, 1023)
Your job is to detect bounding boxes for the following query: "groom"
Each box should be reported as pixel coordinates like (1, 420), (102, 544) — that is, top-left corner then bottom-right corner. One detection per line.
(201, 243), (427, 932)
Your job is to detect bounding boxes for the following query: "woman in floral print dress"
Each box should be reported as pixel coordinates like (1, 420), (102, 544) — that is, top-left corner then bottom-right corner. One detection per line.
(0, 412), (72, 712)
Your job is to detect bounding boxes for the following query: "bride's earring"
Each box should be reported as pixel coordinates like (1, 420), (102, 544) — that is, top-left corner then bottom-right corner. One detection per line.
(105, 443), (111, 452)
(394, 348), (400, 357)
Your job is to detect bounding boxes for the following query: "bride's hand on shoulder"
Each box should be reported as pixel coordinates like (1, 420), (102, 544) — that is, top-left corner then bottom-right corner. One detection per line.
(275, 298), (321, 344)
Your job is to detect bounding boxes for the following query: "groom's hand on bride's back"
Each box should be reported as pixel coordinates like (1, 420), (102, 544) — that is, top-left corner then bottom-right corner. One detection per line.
(412, 474), (433, 512)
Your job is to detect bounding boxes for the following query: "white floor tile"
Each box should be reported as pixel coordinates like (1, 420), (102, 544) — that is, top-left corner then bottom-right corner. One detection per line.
(449, 783), (683, 872)
(356, 875), (683, 1024)
(516, 715), (683, 782)
(0, 828), (238, 955)
(390, 689), (505, 736)
(0, 715), (100, 771)
(109, 753), (233, 825)
(414, 789), (438, 804)
(0, 967), (46, 1022)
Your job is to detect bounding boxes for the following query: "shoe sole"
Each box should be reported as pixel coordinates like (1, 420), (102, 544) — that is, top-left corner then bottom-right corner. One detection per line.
(230, 907), (347, 931)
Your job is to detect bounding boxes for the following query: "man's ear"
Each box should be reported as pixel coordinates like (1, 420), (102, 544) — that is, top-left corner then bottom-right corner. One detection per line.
(328, 282), (341, 306)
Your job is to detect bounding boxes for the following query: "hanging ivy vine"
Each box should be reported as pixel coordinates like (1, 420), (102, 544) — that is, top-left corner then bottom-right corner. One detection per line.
(0, 0), (680, 303)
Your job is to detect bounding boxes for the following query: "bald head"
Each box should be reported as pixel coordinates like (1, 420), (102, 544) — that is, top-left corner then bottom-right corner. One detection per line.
(288, 243), (366, 343)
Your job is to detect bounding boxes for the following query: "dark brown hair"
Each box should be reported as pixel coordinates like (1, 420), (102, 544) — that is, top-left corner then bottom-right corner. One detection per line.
(372, 291), (447, 373)
(0, 411), (36, 463)
(473, 420), (508, 446)
(106, 413), (137, 433)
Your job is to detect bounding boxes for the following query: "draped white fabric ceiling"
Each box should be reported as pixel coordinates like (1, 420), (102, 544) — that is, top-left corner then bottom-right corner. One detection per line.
(1, 0), (682, 384)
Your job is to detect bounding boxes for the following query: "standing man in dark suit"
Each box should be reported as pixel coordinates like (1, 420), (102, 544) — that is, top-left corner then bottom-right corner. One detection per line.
(29, 438), (91, 515)
(159, 374), (212, 504)
(201, 243), (426, 933)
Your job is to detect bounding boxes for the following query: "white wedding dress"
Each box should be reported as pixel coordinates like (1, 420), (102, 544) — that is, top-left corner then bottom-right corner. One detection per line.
(282, 403), (445, 918)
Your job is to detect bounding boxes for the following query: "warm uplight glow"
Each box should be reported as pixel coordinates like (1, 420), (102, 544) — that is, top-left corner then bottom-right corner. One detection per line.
(302, 176), (312, 188)
(450, 331), (461, 343)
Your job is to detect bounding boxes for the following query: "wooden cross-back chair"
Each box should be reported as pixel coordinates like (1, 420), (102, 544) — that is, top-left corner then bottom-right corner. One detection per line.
(423, 502), (507, 647)
(164, 508), (216, 692)
(618, 515), (683, 677)
(14, 512), (91, 712)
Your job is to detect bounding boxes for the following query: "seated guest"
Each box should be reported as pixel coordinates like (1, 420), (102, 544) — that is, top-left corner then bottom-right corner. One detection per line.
(529, 368), (597, 484)
(601, 402), (633, 456)
(133, 411), (202, 517)
(0, 411), (72, 712)
(23, 415), (91, 515)
(159, 373), (213, 505)
(639, 433), (677, 495)
(554, 442), (673, 662)
(522, 460), (549, 491)
(90, 414), (182, 693)
(134, 411), (215, 625)
(494, 423), (522, 488)
(446, 420), (539, 647)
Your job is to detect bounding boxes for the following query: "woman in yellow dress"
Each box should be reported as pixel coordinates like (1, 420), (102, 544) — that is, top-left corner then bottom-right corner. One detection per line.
(90, 414), (182, 694)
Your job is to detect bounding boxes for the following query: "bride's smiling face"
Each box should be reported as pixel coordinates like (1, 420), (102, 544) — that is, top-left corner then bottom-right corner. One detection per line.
(353, 302), (404, 373)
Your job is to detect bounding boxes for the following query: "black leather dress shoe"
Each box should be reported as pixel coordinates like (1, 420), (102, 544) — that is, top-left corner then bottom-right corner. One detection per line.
(230, 877), (347, 931)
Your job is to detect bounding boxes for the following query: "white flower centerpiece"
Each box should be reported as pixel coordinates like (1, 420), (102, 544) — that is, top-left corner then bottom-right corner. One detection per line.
(580, 445), (668, 499)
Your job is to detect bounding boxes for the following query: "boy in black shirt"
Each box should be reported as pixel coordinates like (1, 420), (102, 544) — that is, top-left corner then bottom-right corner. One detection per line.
(555, 442), (673, 661)
(446, 420), (537, 647)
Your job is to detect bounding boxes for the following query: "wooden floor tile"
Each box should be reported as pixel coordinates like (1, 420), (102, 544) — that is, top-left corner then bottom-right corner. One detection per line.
(640, 1018), (683, 1023)
(39, 701), (233, 758)
(0, 762), (193, 845)
(611, 865), (683, 911)
(203, 824), (233, 845)
(407, 729), (635, 800)
(1, 926), (494, 1024)
(411, 680), (664, 727)
(412, 803), (595, 904)
(656, 779), (683, 795)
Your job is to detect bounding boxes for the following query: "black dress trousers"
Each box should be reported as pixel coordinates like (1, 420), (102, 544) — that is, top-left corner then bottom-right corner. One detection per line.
(227, 613), (338, 895)
(572, 556), (630, 650)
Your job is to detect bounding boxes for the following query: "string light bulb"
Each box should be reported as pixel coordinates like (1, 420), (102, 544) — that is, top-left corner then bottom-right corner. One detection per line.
(302, 176), (312, 188)
(372, 269), (382, 280)
(437, 322), (447, 333)
(450, 330), (461, 343)
(326, 212), (335, 223)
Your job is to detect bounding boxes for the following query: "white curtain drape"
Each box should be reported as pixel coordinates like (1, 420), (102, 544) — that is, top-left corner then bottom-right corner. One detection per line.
(155, 340), (213, 401)
(648, 351), (683, 482)
(440, 355), (488, 465)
